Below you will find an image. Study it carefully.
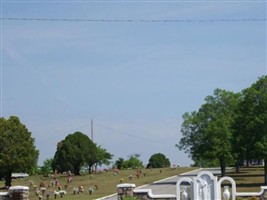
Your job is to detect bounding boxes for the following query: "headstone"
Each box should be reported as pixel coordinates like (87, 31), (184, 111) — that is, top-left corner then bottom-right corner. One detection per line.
(177, 171), (217, 200)
(194, 171), (217, 200)
(117, 183), (135, 200)
(8, 186), (29, 200)
(0, 192), (10, 200)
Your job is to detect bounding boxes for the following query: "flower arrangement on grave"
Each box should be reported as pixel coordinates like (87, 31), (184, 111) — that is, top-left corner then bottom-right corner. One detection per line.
(78, 186), (84, 193)
(40, 182), (46, 187)
(29, 180), (34, 187)
(64, 184), (68, 190)
(35, 190), (40, 196)
(40, 187), (46, 194)
(59, 190), (66, 197)
(89, 187), (94, 195)
(73, 187), (79, 195)
(46, 192), (50, 200)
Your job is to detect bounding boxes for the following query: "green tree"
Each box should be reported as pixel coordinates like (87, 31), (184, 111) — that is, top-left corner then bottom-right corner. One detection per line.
(0, 116), (39, 187)
(148, 153), (170, 168)
(95, 146), (113, 170)
(177, 89), (240, 176)
(123, 154), (143, 169)
(234, 76), (267, 183)
(114, 158), (124, 170)
(85, 145), (113, 173)
(40, 158), (53, 175)
(52, 131), (97, 175)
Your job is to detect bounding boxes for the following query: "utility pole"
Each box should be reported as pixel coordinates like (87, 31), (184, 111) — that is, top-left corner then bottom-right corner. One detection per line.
(91, 119), (94, 142)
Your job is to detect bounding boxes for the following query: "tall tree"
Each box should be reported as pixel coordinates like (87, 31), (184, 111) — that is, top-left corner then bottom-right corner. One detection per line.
(177, 89), (240, 176)
(52, 131), (97, 175)
(123, 154), (143, 169)
(94, 146), (113, 171)
(234, 76), (267, 183)
(85, 145), (113, 174)
(114, 158), (124, 170)
(0, 116), (39, 187)
(148, 153), (171, 168)
(40, 158), (53, 175)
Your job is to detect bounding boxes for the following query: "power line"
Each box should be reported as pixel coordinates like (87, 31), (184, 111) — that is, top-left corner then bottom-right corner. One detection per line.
(0, 17), (266, 23)
(33, 120), (181, 166)
(94, 122), (171, 146)
(37, 122), (91, 144)
(36, 121), (172, 146)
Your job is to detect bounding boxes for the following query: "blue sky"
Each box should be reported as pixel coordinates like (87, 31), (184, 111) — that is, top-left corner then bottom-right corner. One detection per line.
(1, 1), (266, 167)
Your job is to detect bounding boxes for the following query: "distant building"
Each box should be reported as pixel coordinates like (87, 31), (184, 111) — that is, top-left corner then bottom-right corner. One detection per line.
(11, 173), (29, 178)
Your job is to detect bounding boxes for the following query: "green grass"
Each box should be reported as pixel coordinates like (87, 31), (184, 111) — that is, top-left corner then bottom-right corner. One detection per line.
(0, 167), (195, 200)
(1, 166), (266, 200)
(226, 166), (265, 193)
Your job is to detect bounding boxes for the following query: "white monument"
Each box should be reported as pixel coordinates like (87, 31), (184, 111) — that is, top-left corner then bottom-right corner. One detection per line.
(177, 170), (267, 200)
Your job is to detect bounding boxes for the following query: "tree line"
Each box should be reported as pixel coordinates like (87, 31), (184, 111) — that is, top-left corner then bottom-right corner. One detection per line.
(114, 153), (171, 170)
(177, 75), (267, 183)
(0, 117), (171, 187)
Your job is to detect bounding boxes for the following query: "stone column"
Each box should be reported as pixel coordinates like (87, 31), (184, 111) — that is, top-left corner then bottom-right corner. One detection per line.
(117, 183), (136, 200)
(0, 192), (10, 200)
(8, 186), (29, 200)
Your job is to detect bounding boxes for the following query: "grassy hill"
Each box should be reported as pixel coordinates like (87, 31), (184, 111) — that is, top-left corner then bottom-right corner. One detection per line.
(0, 166), (266, 200)
(0, 167), (195, 200)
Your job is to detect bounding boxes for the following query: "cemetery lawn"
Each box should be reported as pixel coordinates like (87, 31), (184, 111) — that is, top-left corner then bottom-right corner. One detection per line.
(0, 166), (266, 199)
(226, 166), (265, 193)
(0, 167), (195, 200)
